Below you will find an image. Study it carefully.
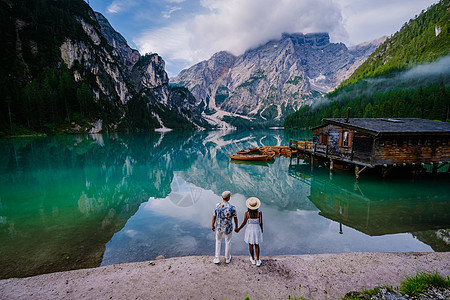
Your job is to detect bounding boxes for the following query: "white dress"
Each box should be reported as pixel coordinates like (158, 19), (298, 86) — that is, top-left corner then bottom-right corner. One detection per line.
(244, 218), (263, 245)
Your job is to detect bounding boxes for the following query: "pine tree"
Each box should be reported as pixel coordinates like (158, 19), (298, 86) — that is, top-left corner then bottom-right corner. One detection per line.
(76, 83), (92, 117)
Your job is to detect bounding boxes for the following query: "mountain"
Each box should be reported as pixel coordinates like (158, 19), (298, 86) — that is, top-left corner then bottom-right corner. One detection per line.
(285, 0), (450, 129)
(0, 0), (209, 136)
(337, 0), (449, 89)
(171, 33), (383, 128)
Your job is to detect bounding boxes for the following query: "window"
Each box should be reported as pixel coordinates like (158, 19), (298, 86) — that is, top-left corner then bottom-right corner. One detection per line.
(319, 134), (328, 145)
(379, 139), (385, 146)
(417, 138), (423, 146)
(408, 137), (414, 146)
(343, 131), (349, 147)
(339, 130), (353, 148)
(443, 138), (448, 146)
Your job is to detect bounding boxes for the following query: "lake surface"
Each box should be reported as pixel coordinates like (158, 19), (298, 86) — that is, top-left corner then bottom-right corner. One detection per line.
(0, 130), (449, 279)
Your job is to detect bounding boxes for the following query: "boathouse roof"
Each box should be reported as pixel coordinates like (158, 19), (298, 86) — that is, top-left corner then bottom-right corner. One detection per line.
(314, 118), (450, 136)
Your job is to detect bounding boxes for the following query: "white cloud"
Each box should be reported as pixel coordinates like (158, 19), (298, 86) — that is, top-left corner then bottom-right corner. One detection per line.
(107, 2), (121, 13)
(162, 6), (182, 18)
(190, 0), (347, 55)
(133, 0), (440, 76)
(134, 23), (201, 64)
(339, 0), (439, 45)
(135, 0), (347, 74)
(107, 0), (138, 14)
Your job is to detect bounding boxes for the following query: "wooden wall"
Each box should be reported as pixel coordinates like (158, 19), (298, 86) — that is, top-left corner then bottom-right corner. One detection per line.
(313, 124), (450, 166)
(313, 124), (371, 164)
(373, 135), (450, 165)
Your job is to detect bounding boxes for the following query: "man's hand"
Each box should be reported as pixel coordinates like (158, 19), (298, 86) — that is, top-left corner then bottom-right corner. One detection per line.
(211, 215), (216, 232)
(235, 228), (239, 233)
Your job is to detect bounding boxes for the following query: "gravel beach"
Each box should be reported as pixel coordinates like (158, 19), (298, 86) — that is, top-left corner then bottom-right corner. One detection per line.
(1, 252), (449, 300)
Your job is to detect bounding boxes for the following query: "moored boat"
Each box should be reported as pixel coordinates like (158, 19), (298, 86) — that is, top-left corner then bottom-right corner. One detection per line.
(230, 160), (270, 166)
(237, 149), (251, 154)
(230, 153), (274, 162)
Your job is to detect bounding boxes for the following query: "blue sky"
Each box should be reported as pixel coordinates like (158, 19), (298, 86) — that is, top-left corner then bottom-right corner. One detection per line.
(88, 0), (439, 77)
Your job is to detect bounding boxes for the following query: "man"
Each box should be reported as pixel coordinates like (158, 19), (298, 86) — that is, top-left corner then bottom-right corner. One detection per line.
(211, 191), (239, 264)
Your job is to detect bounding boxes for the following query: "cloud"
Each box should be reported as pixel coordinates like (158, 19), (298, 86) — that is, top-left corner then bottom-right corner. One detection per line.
(322, 56), (450, 104)
(134, 23), (201, 72)
(339, 0), (439, 45)
(133, 0), (440, 76)
(190, 0), (347, 55)
(135, 0), (347, 75)
(107, 0), (138, 14)
(162, 6), (182, 18)
(399, 55), (450, 80)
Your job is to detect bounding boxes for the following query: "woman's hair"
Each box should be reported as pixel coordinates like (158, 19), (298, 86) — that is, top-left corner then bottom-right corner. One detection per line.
(248, 208), (258, 218)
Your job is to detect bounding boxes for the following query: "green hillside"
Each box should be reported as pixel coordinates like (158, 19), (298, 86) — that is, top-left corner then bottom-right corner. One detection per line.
(284, 83), (449, 129)
(285, 0), (450, 129)
(336, 0), (449, 90)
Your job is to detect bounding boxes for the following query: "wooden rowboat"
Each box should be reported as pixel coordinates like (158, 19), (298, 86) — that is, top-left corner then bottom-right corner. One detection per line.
(230, 160), (270, 166)
(333, 162), (352, 171)
(237, 149), (251, 154)
(230, 153), (274, 162)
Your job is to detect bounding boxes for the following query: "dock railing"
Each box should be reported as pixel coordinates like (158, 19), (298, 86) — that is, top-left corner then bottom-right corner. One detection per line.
(289, 139), (314, 153)
(314, 144), (328, 155)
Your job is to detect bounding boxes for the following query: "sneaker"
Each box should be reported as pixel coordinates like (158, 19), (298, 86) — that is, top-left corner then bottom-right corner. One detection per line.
(226, 256), (232, 264)
(256, 259), (262, 267)
(213, 258), (220, 264)
(249, 257), (256, 265)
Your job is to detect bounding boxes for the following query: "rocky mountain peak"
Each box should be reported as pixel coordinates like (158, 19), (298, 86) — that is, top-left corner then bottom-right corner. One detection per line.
(171, 32), (383, 128)
(95, 12), (140, 72)
(209, 51), (237, 64)
(281, 32), (330, 48)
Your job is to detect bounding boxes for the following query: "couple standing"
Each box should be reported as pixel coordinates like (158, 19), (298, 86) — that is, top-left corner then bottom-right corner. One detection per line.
(211, 191), (264, 267)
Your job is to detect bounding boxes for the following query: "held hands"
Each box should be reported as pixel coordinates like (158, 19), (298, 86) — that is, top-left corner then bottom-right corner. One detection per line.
(235, 227), (240, 233)
(211, 225), (215, 232)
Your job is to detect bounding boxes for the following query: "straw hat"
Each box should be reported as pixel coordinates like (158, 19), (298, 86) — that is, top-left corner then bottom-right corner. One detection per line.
(221, 191), (231, 199)
(246, 197), (261, 210)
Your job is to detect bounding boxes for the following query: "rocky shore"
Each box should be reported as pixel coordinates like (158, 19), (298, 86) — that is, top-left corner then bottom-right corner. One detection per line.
(1, 252), (449, 300)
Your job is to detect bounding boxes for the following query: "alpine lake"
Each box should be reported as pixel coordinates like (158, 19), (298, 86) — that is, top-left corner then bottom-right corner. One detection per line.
(1, 129), (449, 279)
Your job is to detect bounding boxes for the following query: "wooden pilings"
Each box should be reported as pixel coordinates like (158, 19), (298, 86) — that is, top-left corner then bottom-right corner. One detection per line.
(289, 139), (450, 179)
(354, 165), (368, 180)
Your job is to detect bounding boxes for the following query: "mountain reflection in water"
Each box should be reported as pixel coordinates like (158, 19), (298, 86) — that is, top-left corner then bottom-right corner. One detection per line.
(0, 130), (449, 279)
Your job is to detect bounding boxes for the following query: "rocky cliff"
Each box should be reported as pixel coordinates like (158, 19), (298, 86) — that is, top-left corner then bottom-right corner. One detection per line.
(0, 0), (207, 135)
(171, 33), (383, 128)
(60, 8), (205, 130)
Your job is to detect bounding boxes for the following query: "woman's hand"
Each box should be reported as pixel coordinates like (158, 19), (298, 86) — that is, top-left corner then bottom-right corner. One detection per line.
(211, 225), (215, 231)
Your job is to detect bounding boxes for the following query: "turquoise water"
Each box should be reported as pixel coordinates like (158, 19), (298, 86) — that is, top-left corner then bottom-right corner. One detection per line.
(0, 130), (449, 279)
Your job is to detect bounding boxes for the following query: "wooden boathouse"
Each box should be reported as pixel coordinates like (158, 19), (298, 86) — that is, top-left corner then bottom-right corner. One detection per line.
(289, 118), (450, 179)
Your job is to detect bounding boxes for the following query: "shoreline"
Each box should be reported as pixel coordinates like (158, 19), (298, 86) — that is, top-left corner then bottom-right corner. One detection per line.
(1, 252), (449, 300)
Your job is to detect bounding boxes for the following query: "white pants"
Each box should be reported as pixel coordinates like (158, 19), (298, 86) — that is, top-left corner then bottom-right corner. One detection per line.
(215, 230), (232, 259)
